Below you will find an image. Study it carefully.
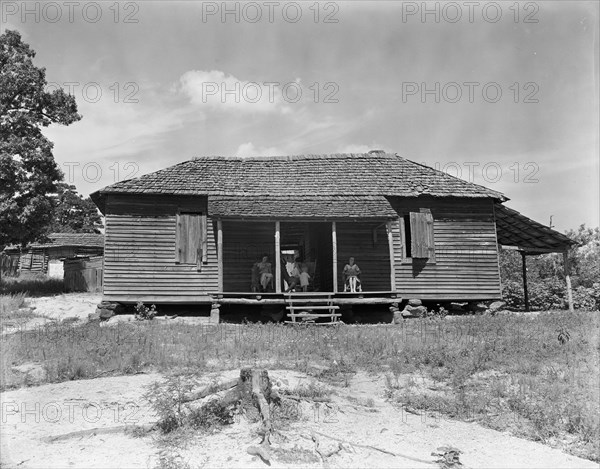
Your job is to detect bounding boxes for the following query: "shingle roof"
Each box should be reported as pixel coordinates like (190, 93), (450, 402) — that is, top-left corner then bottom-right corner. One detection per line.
(37, 233), (104, 248)
(4, 233), (104, 252)
(91, 153), (506, 210)
(495, 204), (575, 253)
(208, 195), (398, 219)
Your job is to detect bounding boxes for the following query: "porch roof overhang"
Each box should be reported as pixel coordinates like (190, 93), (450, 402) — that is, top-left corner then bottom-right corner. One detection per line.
(208, 195), (398, 219)
(494, 204), (576, 254)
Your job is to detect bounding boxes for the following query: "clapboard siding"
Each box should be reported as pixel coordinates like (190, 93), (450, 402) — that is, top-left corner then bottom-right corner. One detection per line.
(103, 195), (217, 301)
(101, 193), (501, 302)
(222, 221), (275, 292)
(389, 197), (501, 300)
(336, 222), (391, 291)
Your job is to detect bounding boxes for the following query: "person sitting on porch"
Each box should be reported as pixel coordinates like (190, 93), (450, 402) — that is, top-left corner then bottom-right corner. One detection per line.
(285, 258), (302, 292)
(299, 264), (311, 292)
(343, 257), (362, 292)
(257, 255), (273, 291)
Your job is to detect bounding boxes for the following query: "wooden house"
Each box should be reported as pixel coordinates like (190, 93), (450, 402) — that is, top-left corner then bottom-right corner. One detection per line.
(2, 233), (104, 277)
(90, 153), (574, 310)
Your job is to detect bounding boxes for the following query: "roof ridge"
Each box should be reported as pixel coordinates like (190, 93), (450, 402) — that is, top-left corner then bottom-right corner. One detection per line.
(191, 152), (396, 161)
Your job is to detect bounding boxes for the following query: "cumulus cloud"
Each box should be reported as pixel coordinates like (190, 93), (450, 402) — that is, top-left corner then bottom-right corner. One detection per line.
(235, 142), (285, 157)
(177, 70), (291, 114)
(336, 143), (389, 154)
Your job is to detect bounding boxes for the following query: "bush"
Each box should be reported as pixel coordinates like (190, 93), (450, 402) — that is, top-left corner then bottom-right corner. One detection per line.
(503, 279), (600, 311)
(572, 283), (600, 310)
(144, 374), (234, 434)
(187, 399), (234, 430)
(502, 280), (524, 309)
(135, 302), (157, 320)
(528, 278), (566, 310)
(144, 374), (198, 433)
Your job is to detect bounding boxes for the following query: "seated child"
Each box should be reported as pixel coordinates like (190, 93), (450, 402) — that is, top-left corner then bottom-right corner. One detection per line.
(299, 264), (311, 292)
(285, 258), (302, 292)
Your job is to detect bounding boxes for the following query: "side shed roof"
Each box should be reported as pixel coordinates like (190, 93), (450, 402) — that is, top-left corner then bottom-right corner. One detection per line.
(495, 204), (575, 254)
(3, 233), (104, 253)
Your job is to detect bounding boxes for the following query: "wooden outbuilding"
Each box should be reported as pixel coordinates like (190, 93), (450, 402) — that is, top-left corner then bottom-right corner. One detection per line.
(90, 152), (574, 309)
(64, 256), (104, 292)
(2, 233), (104, 277)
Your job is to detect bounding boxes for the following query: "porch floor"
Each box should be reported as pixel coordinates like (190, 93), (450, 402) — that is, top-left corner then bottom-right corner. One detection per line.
(211, 291), (401, 305)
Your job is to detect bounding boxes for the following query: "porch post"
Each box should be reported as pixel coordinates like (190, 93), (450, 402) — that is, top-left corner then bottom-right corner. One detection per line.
(520, 251), (529, 311)
(275, 221), (281, 293)
(387, 221), (396, 291)
(563, 251), (574, 312)
(332, 222), (338, 293)
(217, 219), (223, 293)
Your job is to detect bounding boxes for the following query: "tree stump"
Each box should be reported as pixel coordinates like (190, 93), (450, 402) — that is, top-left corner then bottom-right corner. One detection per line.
(237, 368), (274, 462)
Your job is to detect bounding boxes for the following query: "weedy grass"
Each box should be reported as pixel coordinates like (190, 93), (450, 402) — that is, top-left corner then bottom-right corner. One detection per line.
(0, 292), (52, 330)
(0, 292), (28, 315)
(291, 381), (331, 400)
(1, 275), (64, 296)
(0, 310), (598, 460)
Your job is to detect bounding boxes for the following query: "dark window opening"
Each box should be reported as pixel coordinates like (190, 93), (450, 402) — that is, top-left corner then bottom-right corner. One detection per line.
(403, 214), (412, 258)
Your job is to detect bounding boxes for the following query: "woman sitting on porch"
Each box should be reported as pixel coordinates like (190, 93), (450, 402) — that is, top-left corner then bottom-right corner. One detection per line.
(256, 255), (274, 292)
(343, 257), (362, 292)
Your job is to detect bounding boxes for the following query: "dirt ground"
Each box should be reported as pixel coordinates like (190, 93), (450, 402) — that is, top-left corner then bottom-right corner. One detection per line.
(27, 293), (101, 321)
(1, 369), (597, 469)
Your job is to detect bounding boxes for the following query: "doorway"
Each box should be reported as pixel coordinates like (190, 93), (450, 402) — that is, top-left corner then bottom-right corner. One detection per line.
(280, 222), (333, 292)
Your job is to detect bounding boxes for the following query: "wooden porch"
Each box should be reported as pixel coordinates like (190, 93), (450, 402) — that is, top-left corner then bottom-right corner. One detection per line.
(216, 219), (397, 294)
(210, 291), (401, 305)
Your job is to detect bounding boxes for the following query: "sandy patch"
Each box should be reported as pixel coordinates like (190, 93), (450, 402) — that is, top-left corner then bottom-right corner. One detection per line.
(1, 370), (596, 469)
(1, 294), (101, 336)
(27, 293), (101, 321)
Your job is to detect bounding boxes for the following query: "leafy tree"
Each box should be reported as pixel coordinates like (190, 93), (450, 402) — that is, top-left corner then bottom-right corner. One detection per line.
(565, 224), (600, 288)
(0, 29), (81, 249)
(49, 183), (103, 234)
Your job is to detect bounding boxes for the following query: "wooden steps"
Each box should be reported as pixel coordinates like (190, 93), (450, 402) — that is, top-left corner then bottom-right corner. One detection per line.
(284, 293), (341, 325)
(288, 313), (342, 318)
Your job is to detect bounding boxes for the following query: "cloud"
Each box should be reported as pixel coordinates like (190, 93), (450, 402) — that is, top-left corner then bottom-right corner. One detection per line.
(235, 142), (285, 157)
(177, 70), (291, 115)
(336, 143), (389, 154)
(41, 86), (191, 196)
(44, 96), (186, 161)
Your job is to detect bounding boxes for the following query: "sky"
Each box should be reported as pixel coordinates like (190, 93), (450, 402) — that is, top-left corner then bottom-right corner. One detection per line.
(2, 0), (598, 232)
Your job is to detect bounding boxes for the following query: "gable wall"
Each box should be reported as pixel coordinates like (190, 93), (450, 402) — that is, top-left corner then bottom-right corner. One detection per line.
(103, 194), (217, 302)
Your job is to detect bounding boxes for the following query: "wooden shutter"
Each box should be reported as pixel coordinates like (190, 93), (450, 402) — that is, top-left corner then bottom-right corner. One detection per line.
(410, 210), (435, 259)
(176, 213), (207, 266)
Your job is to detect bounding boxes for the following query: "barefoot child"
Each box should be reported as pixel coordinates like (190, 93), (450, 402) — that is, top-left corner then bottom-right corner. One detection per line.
(299, 264), (311, 292)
